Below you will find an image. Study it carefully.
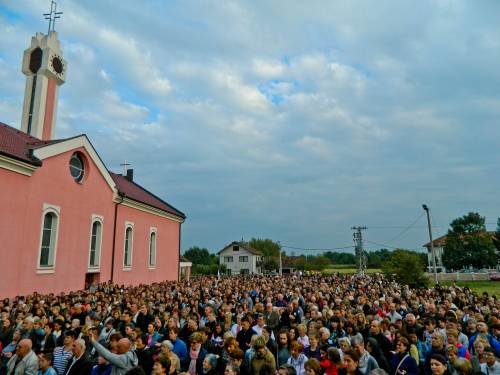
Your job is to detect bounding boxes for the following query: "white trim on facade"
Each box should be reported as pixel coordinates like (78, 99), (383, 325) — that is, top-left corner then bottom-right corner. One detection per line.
(36, 203), (61, 274)
(87, 214), (104, 272)
(33, 135), (117, 192)
(0, 155), (37, 176)
(148, 227), (157, 269)
(123, 221), (134, 269)
(120, 198), (184, 223)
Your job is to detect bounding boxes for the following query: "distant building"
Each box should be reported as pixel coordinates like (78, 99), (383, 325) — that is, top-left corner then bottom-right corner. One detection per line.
(423, 235), (447, 273)
(423, 231), (499, 272)
(218, 241), (262, 275)
(179, 256), (192, 281)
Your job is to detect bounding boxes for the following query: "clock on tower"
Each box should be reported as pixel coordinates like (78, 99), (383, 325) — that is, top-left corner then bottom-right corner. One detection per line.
(20, 30), (67, 141)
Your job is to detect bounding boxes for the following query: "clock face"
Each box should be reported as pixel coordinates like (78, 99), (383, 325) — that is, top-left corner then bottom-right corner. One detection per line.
(51, 55), (64, 75)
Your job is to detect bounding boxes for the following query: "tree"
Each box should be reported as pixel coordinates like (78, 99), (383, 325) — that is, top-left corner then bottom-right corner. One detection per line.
(183, 246), (212, 265)
(366, 249), (391, 267)
(493, 217), (500, 254)
(382, 249), (428, 286)
(305, 255), (331, 271)
(323, 251), (356, 265)
(248, 238), (281, 271)
(442, 212), (498, 270)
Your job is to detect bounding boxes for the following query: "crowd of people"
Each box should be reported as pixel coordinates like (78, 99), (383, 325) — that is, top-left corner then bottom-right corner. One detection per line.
(0, 273), (499, 375)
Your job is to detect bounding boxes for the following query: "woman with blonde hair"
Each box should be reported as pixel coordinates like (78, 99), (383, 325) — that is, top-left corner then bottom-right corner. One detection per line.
(469, 338), (490, 374)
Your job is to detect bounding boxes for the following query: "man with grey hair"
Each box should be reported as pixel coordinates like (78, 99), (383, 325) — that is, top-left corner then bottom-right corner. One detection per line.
(351, 335), (379, 375)
(6, 338), (38, 375)
(263, 302), (280, 335)
(64, 338), (93, 375)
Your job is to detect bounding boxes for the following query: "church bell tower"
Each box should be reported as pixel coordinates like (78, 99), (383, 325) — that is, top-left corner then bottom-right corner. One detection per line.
(21, 2), (66, 140)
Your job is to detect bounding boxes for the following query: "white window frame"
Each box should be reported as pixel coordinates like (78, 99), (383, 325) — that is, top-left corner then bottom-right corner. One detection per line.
(148, 227), (157, 269)
(88, 215), (104, 271)
(239, 255), (248, 262)
(224, 256), (233, 263)
(123, 221), (134, 270)
(37, 203), (61, 274)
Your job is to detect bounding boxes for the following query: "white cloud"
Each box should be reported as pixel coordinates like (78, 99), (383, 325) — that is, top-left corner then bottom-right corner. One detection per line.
(252, 59), (287, 77)
(100, 69), (111, 82)
(3, 1), (500, 252)
(97, 28), (171, 96)
(296, 136), (335, 159)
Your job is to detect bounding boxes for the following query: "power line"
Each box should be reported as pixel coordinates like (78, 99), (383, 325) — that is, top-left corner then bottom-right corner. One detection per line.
(375, 212), (425, 247)
(367, 225), (446, 229)
(364, 240), (422, 252)
(280, 244), (355, 251)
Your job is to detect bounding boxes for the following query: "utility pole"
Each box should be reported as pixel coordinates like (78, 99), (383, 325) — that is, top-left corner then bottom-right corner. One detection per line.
(423, 204), (438, 285)
(351, 226), (367, 276)
(278, 241), (283, 275)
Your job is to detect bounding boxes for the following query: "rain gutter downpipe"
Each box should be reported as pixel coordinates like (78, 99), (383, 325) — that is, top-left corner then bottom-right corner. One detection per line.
(111, 192), (125, 283)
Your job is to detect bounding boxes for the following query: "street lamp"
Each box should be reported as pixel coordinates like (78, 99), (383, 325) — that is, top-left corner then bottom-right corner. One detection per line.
(423, 204), (438, 284)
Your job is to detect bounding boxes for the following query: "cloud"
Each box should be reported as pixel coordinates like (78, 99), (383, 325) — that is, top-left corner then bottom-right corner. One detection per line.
(252, 59), (287, 78)
(97, 28), (171, 96)
(296, 136), (335, 159)
(2, 0), (500, 253)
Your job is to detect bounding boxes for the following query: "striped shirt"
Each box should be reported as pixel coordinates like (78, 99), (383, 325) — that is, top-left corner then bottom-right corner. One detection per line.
(52, 346), (73, 375)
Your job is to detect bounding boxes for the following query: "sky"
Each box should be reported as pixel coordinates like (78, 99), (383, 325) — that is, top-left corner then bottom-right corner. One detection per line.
(1, 0), (500, 256)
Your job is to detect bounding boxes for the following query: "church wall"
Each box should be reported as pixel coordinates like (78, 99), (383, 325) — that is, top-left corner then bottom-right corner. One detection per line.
(0, 167), (34, 297)
(0, 147), (116, 297)
(113, 204), (180, 286)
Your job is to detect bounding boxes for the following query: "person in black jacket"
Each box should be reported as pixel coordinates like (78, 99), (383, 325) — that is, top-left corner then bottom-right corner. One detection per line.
(40, 323), (57, 354)
(64, 338), (93, 375)
(368, 320), (394, 361)
(0, 317), (14, 348)
(390, 337), (419, 375)
(135, 305), (153, 334)
(236, 316), (257, 352)
(134, 334), (154, 375)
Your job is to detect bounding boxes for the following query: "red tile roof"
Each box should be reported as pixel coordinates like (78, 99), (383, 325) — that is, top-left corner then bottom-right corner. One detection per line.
(110, 172), (185, 219)
(1, 122), (185, 219)
(0, 122), (44, 165)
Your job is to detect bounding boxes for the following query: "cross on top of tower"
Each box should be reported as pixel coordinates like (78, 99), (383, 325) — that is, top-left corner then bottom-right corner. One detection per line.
(120, 160), (132, 175)
(43, 0), (63, 34)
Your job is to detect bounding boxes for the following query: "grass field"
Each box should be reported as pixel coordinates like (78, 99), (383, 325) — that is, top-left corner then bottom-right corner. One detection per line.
(322, 266), (500, 296)
(323, 266), (382, 275)
(440, 280), (500, 296)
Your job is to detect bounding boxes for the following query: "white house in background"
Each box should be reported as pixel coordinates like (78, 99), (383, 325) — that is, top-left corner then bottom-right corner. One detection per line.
(218, 241), (262, 275)
(423, 235), (447, 273)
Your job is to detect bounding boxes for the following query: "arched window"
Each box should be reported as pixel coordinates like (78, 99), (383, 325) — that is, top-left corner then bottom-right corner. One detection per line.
(38, 208), (59, 269)
(149, 230), (157, 267)
(89, 219), (102, 268)
(124, 225), (133, 267)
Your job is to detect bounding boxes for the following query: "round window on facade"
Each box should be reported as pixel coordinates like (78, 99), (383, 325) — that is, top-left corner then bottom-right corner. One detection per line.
(69, 152), (85, 182)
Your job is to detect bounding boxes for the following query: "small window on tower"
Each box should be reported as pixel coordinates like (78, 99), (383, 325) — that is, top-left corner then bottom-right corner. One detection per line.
(69, 152), (85, 182)
(29, 48), (42, 73)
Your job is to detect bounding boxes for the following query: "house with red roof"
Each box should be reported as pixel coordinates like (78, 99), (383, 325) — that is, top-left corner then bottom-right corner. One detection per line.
(0, 29), (186, 297)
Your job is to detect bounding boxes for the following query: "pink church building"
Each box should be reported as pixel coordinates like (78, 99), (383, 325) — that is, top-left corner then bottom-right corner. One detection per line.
(0, 29), (186, 298)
